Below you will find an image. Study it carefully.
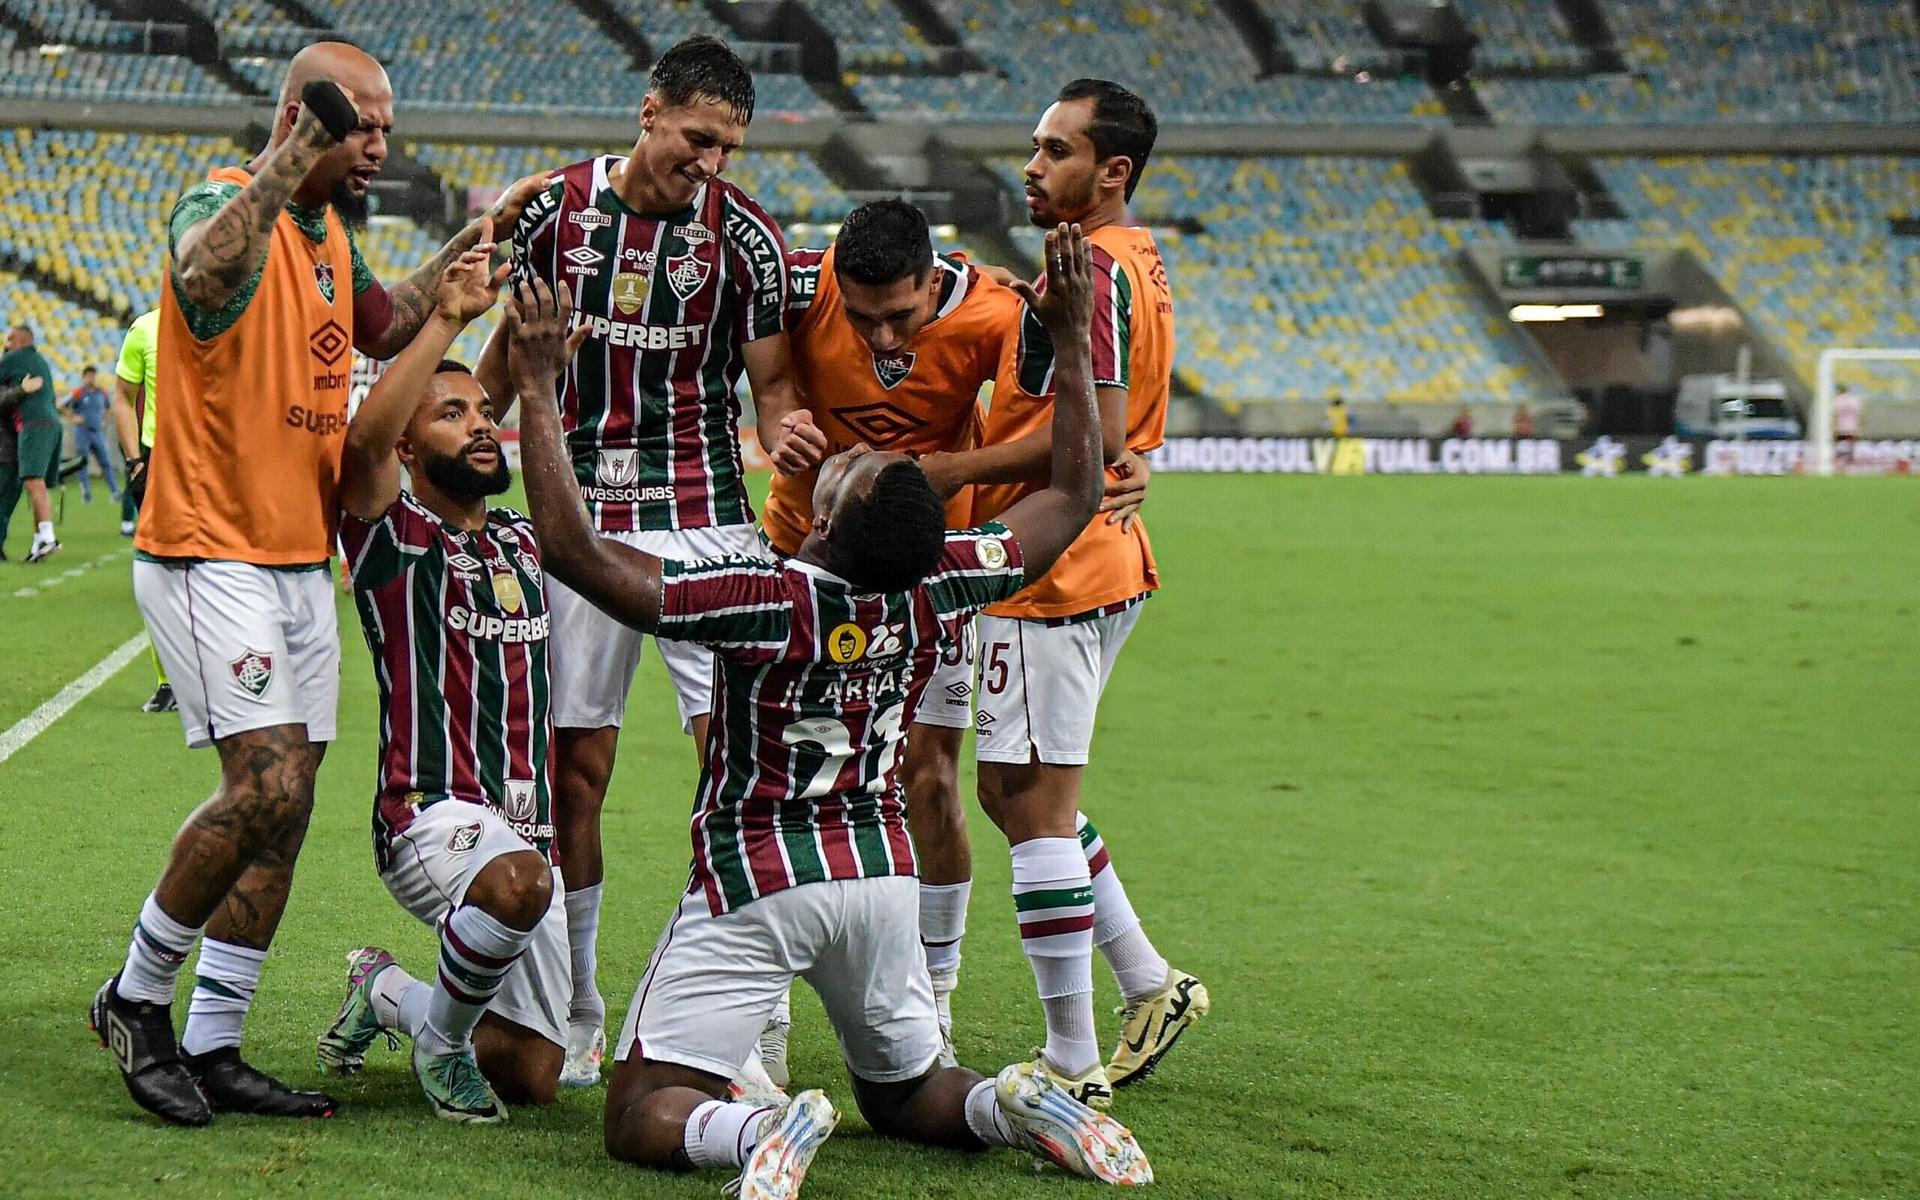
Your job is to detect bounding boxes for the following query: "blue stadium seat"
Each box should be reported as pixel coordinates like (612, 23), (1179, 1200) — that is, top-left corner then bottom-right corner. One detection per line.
(1577, 156), (1920, 395)
(997, 154), (1560, 405)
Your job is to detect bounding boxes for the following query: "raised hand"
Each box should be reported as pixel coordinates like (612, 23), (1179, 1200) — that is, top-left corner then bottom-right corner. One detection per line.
(434, 216), (509, 324)
(506, 275), (577, 395)
(298, 78), (359, 145)
(485, 173), (550, 235)
(1009, 223), (1093, 337)
(770, 410), (829, 475)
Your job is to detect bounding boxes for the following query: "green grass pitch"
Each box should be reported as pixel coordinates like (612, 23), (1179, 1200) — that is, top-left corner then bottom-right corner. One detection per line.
(1, 475), (1914, 1198)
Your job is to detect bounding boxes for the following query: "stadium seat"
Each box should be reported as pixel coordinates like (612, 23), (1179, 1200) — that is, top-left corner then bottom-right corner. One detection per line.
(846, 0), (1445, 124)
(0, 265), (132, 388)
(1578, 155), (1920, 397)
(997, 154), (1562, 405)
(0, 129), (247, 317)
(408, 142), (855, 225)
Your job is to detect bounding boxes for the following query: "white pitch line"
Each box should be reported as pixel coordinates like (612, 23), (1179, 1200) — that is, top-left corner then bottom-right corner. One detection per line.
(0, 632), (149, 767)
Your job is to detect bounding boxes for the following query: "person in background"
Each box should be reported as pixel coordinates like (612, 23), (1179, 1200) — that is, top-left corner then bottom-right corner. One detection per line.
(0, 393), (15, 561)
(1831, 381), (1862, 469)
(114, 308), (174, 711)
(1327, 395), (1349, 439)
(1448, 404), (1474, 439)
(65, 366), (120, 503)
(1512, 403), (1535, 439)
(0, 323), (61, 562)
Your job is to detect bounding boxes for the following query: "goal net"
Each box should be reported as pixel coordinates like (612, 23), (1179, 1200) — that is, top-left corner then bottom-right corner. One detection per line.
(1811, 348), (1920, 476)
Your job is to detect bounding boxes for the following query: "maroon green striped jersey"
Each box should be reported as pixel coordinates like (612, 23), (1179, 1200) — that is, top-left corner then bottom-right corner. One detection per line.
(661, 523), (1027, 914)
(510, 156), (788, 533)
(341, 494), (555, 868)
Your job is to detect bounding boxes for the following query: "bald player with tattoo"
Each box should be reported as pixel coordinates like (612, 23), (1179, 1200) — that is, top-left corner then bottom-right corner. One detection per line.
(90, 42), (543, 1127)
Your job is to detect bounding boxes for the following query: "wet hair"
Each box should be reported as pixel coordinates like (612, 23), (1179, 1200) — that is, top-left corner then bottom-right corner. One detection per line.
(829, 460), (946, 593)
(834, 199), (933, 288)
(649, 35), (755, 124)
(1056, 78), (1158, 202)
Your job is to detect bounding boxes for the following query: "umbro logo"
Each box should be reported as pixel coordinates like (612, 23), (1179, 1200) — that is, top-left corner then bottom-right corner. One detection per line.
(837, 401), (929, 448)
(106, 1012), (136, 1072)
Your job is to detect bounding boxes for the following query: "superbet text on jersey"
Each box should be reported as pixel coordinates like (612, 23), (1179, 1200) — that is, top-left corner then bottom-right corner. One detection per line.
(511, 156), (788, 534)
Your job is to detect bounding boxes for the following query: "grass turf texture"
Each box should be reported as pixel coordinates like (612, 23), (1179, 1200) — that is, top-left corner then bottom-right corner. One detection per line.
(1, 475), (1915, 1199)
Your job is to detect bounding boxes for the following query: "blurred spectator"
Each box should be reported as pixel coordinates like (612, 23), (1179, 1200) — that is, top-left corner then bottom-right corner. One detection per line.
(1513, 403), (1535, 438)
(1448, 405), (1474, 438)
(1831, 382), (1861, 467)
(0, 324), (60, 563)
(1327, 396), (1350, 438)
(64, 365), (119, 503)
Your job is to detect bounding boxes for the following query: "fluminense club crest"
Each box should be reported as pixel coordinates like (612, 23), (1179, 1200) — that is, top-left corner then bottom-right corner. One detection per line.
(872, 352), (915, 390)
(229, 648), (273, 699)
(313, 261), (335, 304)
(665, 252), (710, 302)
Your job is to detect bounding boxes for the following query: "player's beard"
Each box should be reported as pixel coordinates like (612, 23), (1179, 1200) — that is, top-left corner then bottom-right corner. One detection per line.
(422, 447), (511, 501)
(330, 177), (371, 230)
(1028, 174), (1096, 228)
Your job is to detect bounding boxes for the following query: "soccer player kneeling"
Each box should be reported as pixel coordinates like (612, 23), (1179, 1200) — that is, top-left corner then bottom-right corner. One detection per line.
(505, 226), (1151, 1193)
(313, 229), (567, 1123)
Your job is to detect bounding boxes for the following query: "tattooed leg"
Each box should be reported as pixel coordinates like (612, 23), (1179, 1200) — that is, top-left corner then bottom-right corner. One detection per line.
(150, 725), (325, 936)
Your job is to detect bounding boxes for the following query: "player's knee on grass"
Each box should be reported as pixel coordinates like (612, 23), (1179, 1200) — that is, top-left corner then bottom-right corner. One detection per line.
(464, 849), (553, 932)
(474, 1014), (563, 1106)
(603, 1054), (733, 1167)
(850, 1064), (987, 1151)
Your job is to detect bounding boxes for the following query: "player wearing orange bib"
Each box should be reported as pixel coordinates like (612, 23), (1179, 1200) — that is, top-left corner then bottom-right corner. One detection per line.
(967, 80), (1208, 1109)
(91, 43), (542, 1127)
(753, 199), (1022, 1078)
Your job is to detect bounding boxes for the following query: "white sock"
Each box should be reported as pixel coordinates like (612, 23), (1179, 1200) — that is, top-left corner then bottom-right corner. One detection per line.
(35, 521), (53, 541)
(181, 939), (265, 1056)
(368, 961), (428, 1034)
(964, 1079), (1016, 1148)
(1079, 812), (1170, 1002)
(420, 905), (534, 1055)
(117, 892), (203, 1005)
(565, 882), (605, 1028)
(683, 1098), (775, 1168)
(1010, 838), (1099, 1076)
(920, 880), (971, 978)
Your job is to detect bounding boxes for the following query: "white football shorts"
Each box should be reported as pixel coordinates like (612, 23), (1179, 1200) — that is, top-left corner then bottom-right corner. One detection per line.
(133, 557), (340, 750)
(615, 876), (941, 1084)
(972, 603), (1143, 766)
(547, 523), (768, 732)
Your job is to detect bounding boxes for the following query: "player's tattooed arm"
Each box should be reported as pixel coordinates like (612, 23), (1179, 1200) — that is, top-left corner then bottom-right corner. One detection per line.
(360, 176), (547, 359)
(174, 95), (347, 313)
(341, 231), (506, 520)
(991, 224), (1104, 583)
(505, 276), (667, 632)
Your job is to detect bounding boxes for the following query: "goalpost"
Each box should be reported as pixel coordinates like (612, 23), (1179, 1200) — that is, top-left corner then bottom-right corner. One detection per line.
(1812, 348), (1920, 476)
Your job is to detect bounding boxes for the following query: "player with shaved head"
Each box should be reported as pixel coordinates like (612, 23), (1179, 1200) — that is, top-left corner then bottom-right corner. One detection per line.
(89, 42), (543, 1126)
